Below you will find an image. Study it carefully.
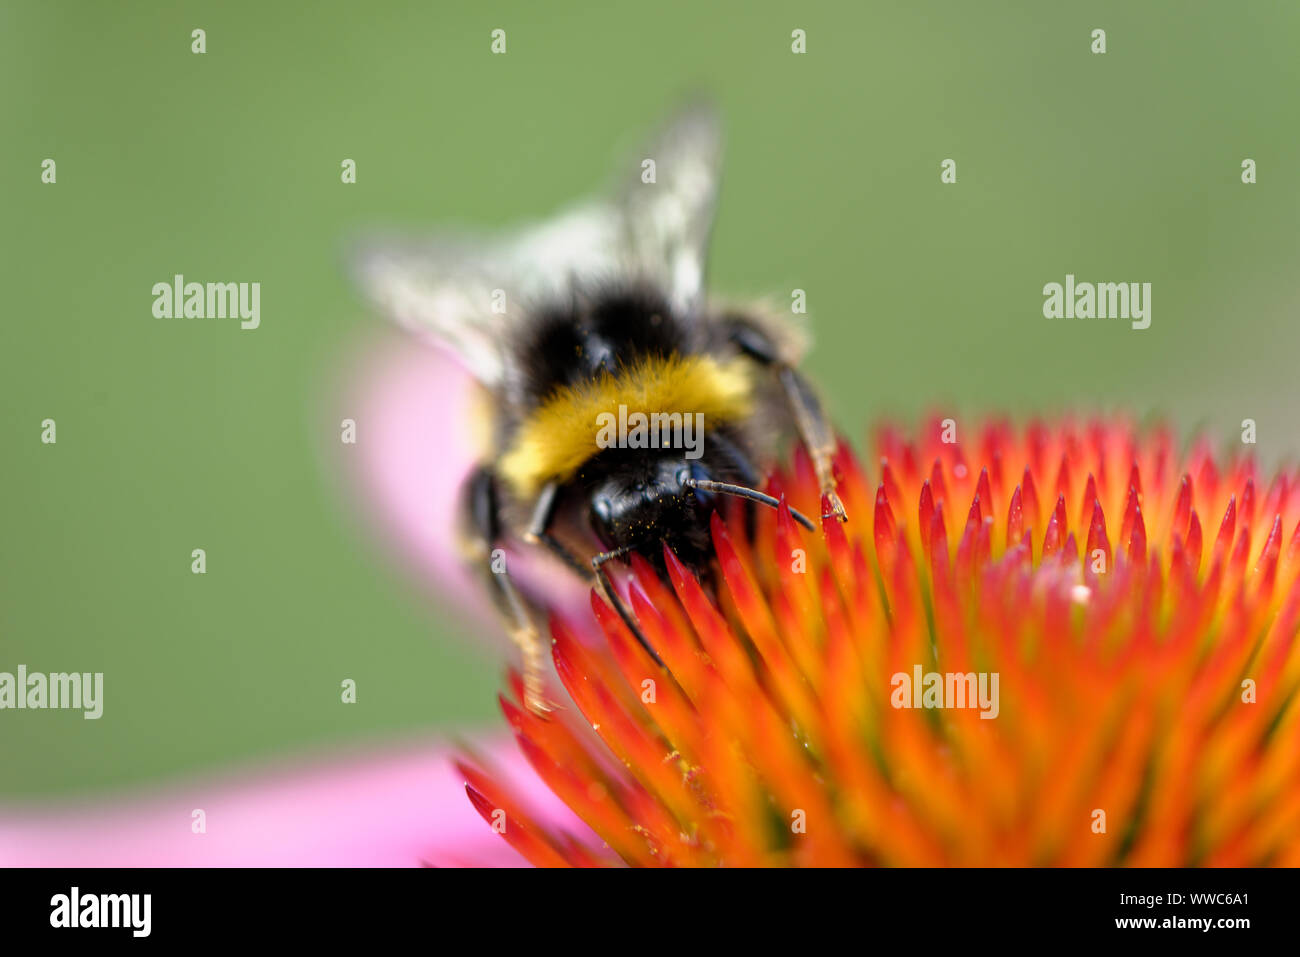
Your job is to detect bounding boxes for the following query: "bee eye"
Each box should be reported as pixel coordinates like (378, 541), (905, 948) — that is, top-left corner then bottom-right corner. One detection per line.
(590, 494), (619, 550)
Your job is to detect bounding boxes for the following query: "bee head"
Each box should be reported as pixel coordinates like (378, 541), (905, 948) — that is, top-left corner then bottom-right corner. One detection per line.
(586, 453), (720, 571)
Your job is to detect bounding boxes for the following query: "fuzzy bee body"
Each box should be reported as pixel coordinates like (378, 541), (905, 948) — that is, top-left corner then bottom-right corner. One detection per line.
(353, 108), (843, 712)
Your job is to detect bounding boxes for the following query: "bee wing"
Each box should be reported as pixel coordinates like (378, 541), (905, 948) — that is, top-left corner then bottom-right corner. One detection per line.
(350, 105), (723, 387)
(349, 234), (552, 391)
(614, 103), (723, 318)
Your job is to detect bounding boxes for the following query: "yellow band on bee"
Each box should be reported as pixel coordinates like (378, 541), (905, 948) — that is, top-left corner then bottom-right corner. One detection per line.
(500, 355), (753, 499)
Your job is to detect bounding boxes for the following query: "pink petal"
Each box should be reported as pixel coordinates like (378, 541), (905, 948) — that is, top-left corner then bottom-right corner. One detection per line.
(331, 331), (483, 609)
(0, 736), (581, 867)
(328, 331), (591, 632)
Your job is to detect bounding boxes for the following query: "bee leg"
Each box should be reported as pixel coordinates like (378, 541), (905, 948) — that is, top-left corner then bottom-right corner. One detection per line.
(728, 324), (847, 522)
(524, 482), (664, 666)
(462, 466), (555, 716)
(523, 481), (590, 577)
(591, 547), (666, 667)
(777, 365), (847, 522)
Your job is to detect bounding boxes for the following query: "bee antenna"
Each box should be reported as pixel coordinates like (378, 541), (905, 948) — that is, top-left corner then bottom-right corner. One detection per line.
(681, 478), (816, 532)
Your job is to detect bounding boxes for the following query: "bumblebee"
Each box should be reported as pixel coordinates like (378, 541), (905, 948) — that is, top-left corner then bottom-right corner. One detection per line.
(353, 107), (845, 713)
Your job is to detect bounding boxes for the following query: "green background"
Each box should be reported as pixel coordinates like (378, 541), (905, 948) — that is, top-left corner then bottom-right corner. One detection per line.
(2, 0), (1297, 798)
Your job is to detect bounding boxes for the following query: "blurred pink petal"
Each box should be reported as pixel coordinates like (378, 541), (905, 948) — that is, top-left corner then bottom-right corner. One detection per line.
(0, 736), (584, 867)
(343, 332), (483, 602)
(331, 331), (591, 632)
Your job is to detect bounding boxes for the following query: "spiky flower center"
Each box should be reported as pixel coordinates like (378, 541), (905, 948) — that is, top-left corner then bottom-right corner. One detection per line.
(462, 422), (1300, 867)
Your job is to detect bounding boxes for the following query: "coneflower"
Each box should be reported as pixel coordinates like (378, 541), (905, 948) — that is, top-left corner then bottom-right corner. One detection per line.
(460, 420), (1300, 867)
